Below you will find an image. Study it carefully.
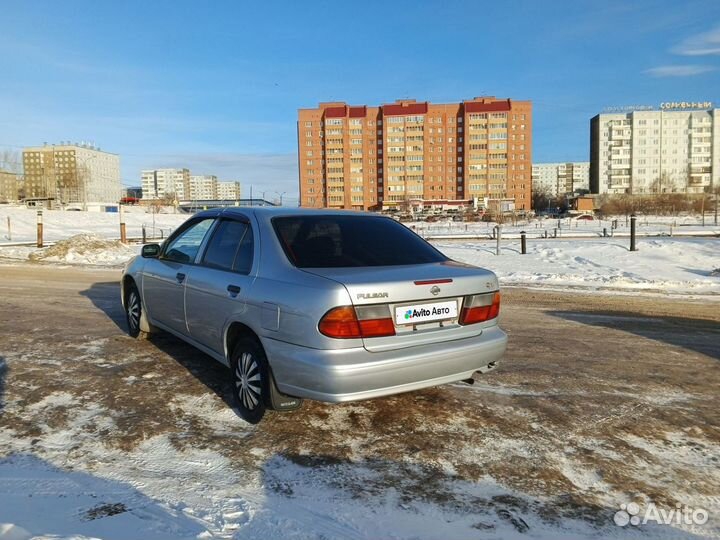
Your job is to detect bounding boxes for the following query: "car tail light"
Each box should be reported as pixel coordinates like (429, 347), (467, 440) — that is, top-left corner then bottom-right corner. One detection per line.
(319, 305), (395, 339)
(459, 292), (500, 325)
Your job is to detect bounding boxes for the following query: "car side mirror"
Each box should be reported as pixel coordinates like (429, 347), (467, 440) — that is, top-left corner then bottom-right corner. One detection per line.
(141, 243), (161, 258)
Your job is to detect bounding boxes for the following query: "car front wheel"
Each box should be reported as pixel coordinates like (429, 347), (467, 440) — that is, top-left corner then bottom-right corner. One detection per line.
(231, 338), (269, 424)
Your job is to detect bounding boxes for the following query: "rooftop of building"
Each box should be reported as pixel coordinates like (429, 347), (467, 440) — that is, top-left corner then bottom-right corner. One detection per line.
(24, 142), (117, 155)
(299, 96), (531, 115)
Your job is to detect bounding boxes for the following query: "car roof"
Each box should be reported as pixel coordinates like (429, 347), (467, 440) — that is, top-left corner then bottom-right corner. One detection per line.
(194, 206), (384, 220)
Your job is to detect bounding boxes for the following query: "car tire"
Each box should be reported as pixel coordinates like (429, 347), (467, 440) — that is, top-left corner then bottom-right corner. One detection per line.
(230, 338), (269, 424)
(125, 282), (150, 340)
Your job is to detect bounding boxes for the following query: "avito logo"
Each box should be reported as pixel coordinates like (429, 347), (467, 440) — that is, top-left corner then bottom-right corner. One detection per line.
(404, 306), (451, 320)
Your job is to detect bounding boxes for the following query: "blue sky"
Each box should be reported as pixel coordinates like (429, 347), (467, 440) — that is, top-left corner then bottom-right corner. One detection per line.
(2, 0), (720, 203)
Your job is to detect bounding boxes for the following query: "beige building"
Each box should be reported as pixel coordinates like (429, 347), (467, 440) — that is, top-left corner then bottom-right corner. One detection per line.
(141, 168), (190, 200)
(189, 175), (218, 200)
(298, 96), (532, 211)
(23, 143), (121, 204)
(0, 170), (19, 202)
(217, 180), (241, 200)
(532, 162), (590, 196)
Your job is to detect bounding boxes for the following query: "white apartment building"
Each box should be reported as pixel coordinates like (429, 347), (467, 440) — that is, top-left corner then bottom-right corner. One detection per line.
(189, 175), (218, 200)
(590, 107), (720, 194)
(217, 180), (241, 200)
(141, 168), (190, 200)
(532, 162), (590, 197)
(23, 143), (122, 204)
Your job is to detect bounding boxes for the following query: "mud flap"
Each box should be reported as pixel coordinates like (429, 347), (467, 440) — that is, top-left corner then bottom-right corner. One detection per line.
(267, 369), (303, 411)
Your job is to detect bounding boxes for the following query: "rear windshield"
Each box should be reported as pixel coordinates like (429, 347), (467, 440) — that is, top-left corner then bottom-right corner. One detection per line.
(273, 215), (448, 268)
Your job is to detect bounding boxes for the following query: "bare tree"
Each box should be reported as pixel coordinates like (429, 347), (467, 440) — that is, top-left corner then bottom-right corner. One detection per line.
(0, 150), (21, 174)
(531, 186), (552, 211)
(0, 150), (22, 203)
(649, 171), (677, 194)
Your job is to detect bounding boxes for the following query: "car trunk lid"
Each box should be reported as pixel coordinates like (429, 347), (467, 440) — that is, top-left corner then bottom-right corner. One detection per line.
(304, 261), (499, 352)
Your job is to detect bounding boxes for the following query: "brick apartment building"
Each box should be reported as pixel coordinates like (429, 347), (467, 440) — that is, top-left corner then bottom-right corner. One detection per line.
(297, 96), (532, 212)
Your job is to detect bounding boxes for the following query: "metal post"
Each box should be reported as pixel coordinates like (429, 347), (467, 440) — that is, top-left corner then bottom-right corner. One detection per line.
(630, 214), (637, 252)
(603, 227), (607, 237)
(520, 231), (527, 254)
(37, 210), (43, 248)
(495, 225), (501, 256)
(142, 225), (147, 244)
(6, 216), (10, 242)
(119, 204), (127, 244)
(701, 196), (705, 227)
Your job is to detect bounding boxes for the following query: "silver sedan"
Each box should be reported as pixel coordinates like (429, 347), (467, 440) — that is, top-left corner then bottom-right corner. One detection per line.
(121, 208), (507, 423)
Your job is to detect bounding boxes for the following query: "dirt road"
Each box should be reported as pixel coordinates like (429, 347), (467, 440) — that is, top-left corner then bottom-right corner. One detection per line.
(0, 264), (718, 538)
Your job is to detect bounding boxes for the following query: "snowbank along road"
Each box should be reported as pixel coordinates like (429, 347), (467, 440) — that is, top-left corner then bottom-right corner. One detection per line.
(0, 265), (718, 539)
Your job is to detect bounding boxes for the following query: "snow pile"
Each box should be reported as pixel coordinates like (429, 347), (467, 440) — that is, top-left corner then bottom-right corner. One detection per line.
(27, 233), (137, 266)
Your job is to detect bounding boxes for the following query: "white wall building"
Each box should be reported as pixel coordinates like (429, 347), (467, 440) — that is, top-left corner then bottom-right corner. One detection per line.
(590, 106), (720, 194)
(189, 175), (218, 200)
(532, 162), (590, 196)
(217, 180), (241, 200)
(141, 168), (190, 200)
(23, 143), (122, 204)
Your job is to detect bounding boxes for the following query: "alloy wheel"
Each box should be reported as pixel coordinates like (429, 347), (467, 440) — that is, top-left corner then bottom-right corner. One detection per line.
(127, 291), (140, 333)
(235, 352), (262, 410)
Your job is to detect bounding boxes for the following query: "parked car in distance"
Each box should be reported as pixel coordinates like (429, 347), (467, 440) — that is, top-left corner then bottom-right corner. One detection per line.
(121, 208), (507, 423)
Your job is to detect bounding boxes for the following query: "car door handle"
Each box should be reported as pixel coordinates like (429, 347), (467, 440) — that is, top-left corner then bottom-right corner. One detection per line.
(176, 272), (186, 284)
(227, 284), (241, 297)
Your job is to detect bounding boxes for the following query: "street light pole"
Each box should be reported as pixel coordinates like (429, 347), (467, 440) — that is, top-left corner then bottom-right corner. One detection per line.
(274, 191), (286, 206)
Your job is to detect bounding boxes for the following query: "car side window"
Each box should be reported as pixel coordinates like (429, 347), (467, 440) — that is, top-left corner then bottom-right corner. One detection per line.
(162, 218), (214, 264)
(202, 219), (254, 274)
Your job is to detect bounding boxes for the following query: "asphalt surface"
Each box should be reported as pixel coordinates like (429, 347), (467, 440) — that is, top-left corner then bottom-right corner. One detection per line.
(0, 264), (718, 537)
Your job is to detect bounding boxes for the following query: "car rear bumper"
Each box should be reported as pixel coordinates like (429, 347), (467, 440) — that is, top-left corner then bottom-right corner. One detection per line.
(263, 325), (507, 403)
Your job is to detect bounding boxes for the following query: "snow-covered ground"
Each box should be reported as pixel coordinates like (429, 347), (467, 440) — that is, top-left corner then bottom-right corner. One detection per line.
(0, 207), (718, 295)
(436, 237), (720, 296)
(0, 206), (187, 243)
(410, 215), (720, 239)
